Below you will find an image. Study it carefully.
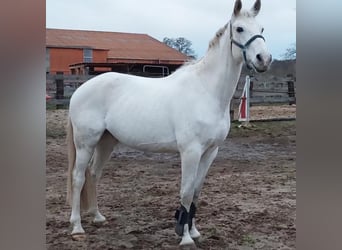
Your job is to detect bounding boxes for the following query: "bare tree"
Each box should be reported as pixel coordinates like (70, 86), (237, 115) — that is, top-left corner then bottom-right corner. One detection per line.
(282, 43), (296, 60)
(163, 37), (197, 58)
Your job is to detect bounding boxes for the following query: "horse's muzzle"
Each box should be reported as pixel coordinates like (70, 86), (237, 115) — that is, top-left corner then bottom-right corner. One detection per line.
(251, 53), (272, 73)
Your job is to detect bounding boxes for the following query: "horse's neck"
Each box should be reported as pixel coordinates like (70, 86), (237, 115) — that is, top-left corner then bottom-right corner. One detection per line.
(198, 28), (243, 112)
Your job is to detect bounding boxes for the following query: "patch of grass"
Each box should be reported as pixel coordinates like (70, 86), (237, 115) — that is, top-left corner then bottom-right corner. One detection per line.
(229, 120), (296, 138)
(46, 103), (57, 110)
(240, 234), (256, 247)
(46, 103), (69, 110)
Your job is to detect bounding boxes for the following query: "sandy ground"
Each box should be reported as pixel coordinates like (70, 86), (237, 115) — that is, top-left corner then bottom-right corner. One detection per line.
(46, 105), (296, 249)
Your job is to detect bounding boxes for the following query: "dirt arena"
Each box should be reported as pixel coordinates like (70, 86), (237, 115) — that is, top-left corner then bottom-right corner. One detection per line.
(46, 105), (296, 249)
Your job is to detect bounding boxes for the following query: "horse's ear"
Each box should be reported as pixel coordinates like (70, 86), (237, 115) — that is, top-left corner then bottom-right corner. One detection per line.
(251, 0), (261, 16)
(233, 0), (242, 16)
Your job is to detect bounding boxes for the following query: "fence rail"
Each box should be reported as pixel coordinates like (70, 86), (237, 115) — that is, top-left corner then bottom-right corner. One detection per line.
(46, 73), (296, 108)
(232, 76), (296, 106)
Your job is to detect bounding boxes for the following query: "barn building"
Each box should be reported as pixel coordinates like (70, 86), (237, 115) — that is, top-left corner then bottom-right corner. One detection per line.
(46, 28), (190, 76)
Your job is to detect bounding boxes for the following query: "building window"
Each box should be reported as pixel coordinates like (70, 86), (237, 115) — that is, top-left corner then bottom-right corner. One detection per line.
(83, 48), (93, 63)
(46, 48), (50, 73)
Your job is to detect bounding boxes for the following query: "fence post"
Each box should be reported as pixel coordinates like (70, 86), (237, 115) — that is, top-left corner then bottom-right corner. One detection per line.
(246, 76), (250, 124)
(287, 80), (295, 105)
(55, 72), (64, 109)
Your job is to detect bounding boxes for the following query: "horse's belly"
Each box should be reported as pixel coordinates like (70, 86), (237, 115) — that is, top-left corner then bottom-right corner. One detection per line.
(105, 107), (178, 153)
(129, 140), (178, 153)
(108, 128), (178, 153)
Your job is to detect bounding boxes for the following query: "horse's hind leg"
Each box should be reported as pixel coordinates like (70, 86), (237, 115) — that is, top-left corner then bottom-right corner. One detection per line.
(70, 146), (96, 238)
(88, 130), (117, 224)
(69, 128), (104, 239)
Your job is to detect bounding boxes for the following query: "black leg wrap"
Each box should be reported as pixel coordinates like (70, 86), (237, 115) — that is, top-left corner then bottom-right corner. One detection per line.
(188, 202), (196, 230)
(174, 203), (197, 236)
(174, 205), (189, 236)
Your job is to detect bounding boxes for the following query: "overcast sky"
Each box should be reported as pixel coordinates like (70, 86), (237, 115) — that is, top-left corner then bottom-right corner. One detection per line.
(46, 0), (296, 59)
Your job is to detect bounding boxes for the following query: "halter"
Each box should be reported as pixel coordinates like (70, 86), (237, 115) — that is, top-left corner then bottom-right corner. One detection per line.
(229, 22), (265, 70)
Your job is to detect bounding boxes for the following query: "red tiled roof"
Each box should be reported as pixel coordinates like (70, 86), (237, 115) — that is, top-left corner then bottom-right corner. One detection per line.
(46, 28), (189, 63)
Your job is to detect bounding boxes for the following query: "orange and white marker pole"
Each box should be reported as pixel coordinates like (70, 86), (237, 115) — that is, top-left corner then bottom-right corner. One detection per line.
(238, 75), (250, 125)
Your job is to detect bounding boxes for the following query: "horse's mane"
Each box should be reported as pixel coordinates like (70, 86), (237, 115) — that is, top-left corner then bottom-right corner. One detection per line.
(175, 24), (230, 72)
(208, 23), (228, 49)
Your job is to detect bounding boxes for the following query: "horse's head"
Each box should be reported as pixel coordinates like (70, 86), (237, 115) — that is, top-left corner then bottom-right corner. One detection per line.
(230, 0), (272, 72)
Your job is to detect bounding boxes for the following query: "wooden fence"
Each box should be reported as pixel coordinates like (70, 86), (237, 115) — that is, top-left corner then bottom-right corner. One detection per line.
(46, 73), (296, 108)
(46, 73), (94, 107)
(232, 76), (296, 105)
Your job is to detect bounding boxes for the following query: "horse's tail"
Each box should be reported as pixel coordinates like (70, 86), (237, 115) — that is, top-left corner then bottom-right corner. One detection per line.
(66, 116), (96, 211)
(66, 116), (76, 206)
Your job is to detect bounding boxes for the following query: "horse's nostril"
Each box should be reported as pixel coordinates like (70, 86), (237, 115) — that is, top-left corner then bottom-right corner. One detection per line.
(256, 54), (263, 62)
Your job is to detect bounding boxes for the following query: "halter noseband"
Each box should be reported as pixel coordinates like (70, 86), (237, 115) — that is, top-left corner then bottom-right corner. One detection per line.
(229, 22), (265, 70)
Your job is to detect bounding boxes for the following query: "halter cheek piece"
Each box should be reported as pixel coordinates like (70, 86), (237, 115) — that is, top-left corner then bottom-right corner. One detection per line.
(174, 203), (196, 236)
(230, 22), (265, 70)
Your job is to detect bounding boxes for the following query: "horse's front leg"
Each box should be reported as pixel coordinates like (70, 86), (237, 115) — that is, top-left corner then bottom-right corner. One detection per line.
(190, 146), (219, 239)
(175, 144), (202, 246)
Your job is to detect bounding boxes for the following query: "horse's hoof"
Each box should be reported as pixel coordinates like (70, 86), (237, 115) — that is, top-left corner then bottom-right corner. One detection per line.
(92, 213), (107, 224)
(92, 216), (107, 224)
(179, 236), (195, 248)
(190, 229), (201, 239)
(71, 233), (86, 241)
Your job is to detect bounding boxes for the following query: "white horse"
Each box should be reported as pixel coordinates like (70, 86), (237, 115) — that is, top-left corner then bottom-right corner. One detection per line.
(66, 0), (272, 246)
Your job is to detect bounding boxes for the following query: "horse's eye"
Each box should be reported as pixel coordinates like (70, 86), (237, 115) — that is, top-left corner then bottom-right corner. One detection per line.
(261, 28), (264, 33)
(236, 27), (244, 33)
